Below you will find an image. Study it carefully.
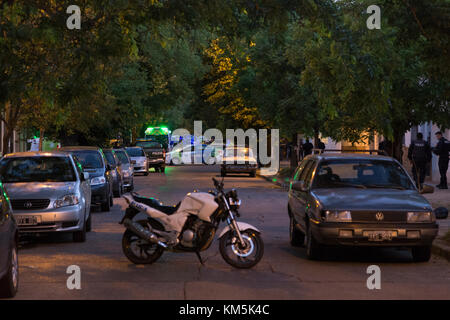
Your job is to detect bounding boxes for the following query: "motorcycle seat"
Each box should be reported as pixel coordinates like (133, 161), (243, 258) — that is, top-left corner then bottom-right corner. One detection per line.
(131, 193), (180, 215)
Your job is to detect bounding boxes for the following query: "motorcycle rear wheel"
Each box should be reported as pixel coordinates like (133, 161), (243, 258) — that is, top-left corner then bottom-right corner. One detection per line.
(219, 229), (264, 269)
(122, 219), (165, 264)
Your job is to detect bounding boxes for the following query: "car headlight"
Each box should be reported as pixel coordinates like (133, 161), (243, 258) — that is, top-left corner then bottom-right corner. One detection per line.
(407, 211), (434, 223)
(229, 198), (241, 208)
(123, 171), (131, 178)
(91, 176), (106, 185)
(54, 194), (79, 208)
(324, 210), (352, 222)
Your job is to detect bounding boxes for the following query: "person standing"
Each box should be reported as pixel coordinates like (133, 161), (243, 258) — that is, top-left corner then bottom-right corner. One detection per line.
(318, 140), (326, 153)
(298, 138), (304, 160)
(303, 139), (313, 156)
(408, 133), (431, 190)
(433, 131), (450, 189)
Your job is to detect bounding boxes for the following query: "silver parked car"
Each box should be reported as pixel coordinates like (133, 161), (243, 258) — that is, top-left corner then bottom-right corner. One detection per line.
(0, 151), (92, 242)
(125, 146), (148, 176)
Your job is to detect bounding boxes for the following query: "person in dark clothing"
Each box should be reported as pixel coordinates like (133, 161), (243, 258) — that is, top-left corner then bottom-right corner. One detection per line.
(318, 141), (326, 153)
(408, 133), (432, 190)
(433, 131), (450, 189)
(298, 139), (304, 160)
(303, 139), (313, 156)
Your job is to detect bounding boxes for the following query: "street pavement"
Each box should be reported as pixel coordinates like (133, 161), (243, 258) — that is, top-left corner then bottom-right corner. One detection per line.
(11, 165), (450, 300)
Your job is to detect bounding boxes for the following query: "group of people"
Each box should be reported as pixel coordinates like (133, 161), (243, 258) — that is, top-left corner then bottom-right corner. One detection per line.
(408, 131), (450, 190)
(284, 138), (326, 161)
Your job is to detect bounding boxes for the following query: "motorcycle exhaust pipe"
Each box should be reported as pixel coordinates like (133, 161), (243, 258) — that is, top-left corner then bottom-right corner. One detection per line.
(123, 218), (168, 248)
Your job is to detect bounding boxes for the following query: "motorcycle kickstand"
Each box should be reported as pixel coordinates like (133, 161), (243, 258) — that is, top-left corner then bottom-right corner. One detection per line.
(195, 251), (204, 266)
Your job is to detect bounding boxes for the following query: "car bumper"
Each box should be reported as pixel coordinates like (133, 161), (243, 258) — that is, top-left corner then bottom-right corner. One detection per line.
(148, 158), (164, 166)
(222, 164), (257, 173)
(91, 183), (109, 204)
(13, 204), (85, 233)
(310, 222), (439, 247)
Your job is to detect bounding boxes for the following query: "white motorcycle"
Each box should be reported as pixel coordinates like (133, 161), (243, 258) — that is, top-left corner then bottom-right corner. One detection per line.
(119, 178), (264, 268)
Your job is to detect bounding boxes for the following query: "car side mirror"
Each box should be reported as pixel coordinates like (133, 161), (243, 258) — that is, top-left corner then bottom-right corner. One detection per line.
(82, 172), (89, 181)
(434, 207), (448, 220)
(292, 181), (308, 192)
(420, 184), (434, 194)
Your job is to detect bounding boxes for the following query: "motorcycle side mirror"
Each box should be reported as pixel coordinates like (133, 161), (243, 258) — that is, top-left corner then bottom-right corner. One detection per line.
(434, 207), (448, 219)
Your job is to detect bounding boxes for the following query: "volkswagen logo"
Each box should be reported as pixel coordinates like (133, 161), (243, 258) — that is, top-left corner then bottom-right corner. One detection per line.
(24, 201), (33, 209)
(375, 212), (384, 221)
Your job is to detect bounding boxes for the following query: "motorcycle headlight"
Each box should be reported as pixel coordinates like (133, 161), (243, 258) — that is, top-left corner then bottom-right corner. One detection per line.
(324, 210), (352, 222)
(91, 176), (106, 185)
(54, 194), (79, 208)
(407, 211), (434, 223)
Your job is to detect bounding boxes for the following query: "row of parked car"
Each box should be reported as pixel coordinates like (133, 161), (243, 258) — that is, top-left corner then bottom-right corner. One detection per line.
(0, 144), (153, 298)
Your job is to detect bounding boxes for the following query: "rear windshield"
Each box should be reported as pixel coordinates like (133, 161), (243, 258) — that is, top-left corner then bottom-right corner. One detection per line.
(0, 157), (76, 182)
(103, 151), (116, 165)
(312, 159), (415, 190)
(126, 147), (145, 157)
(115, 150), (130, 164)
(70, 151), (103, 169)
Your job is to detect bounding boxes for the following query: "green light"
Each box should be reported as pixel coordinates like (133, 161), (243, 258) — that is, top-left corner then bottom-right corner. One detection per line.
(145, 127), (154, 135)
(161, 127), (169, 133)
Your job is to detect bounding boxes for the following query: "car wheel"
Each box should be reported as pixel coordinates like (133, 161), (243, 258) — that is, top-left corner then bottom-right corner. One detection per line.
(250, 171), (256, 177)
(306, 223), (322, 260)
(101, 196), (111, 212)
(0, 239), (19, 298)
(161, 167), (165, 174)
(289, 216), (305, 247)
(86, 213), (92, 232)
(144, 170), (149, 176)
(411, 246), (432, 262)
(73, 219), (87, 242)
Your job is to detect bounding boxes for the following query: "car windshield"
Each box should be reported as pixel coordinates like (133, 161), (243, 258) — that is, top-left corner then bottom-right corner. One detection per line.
(70, 151), (103, 169)
(126, 148), (145, 157)
(103, 151), (116, 165)
(225, 148), (253, 158)
(115, 150), (130, 164)
(312, 159), (415, 190)
(0, 157), (76, 182)
(136, 141), (162, 149)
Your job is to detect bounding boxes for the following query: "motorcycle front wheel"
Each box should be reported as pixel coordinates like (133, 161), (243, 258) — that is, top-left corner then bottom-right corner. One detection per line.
(122, 219), (165, 264)
(219, 229), (264, 269)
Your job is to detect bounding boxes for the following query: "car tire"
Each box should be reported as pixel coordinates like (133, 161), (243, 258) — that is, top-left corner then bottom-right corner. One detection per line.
(306, 223), (322, 260)
(144, 171), (149, 176)
(86, 213), (92, 232)
(411, 245), (432, 262)
(0, 239), (19, 298)
(289, 216), (305, 247)
(101, 196), (111, 212)
(161, 167), (165, 174)
(250, 171), (256, 177)
(73, 219), (87, 242)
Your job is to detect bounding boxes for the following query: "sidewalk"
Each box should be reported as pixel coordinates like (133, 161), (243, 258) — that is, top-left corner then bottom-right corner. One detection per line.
(258, 167), (450, 261)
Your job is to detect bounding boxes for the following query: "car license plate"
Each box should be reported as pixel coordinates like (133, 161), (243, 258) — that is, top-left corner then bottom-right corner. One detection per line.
(16, 215), (41, 226)
(364, 230), (397, 241)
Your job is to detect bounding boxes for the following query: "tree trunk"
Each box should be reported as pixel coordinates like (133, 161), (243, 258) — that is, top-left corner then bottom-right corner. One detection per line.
(392, 128), (405, 164)
(39, 128), (44, 151)
(290, 133), (298, 168)
(2, 126), (13, 155)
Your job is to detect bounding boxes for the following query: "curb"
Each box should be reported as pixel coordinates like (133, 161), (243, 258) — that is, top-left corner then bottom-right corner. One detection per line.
(257, 173), (289, 190)
(432, 239), (450, 261)
(259, 173), (450, 261)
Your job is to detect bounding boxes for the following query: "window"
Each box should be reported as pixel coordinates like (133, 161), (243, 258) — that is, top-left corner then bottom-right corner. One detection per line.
(299, 161), (315, 182)
(71, 151), (103, 169)
(126, 148), (145, 157)
(0, 157), (76, 182)
(115, 150), (130, 164)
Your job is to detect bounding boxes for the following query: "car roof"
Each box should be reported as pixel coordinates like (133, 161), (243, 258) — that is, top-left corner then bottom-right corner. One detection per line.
(3, 151), (71, 158)
(59, 146), (102, 151)
(305, 153), (395, 162)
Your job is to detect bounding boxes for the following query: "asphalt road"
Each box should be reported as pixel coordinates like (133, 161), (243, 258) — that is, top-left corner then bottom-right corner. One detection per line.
(12, 165), (450, 299)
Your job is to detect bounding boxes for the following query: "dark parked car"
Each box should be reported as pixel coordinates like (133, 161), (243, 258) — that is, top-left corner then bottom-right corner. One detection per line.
(60, 146), (114, 212)
(113, 148), (134, 191)
(0, 182), (19, 298)
(135, 141), (166, 173)
(103, 149), (124, 197)
(288, 153), (448, 262)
